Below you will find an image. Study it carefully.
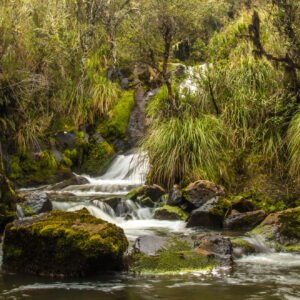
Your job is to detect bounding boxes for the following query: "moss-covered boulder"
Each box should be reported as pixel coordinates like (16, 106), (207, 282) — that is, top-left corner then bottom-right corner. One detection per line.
(154, 205), (189, 221)
(251, 207), (300, 252)
(0, 174), (17, 234)
(130, 237), (218, 275)
(3, 209), (128, 277)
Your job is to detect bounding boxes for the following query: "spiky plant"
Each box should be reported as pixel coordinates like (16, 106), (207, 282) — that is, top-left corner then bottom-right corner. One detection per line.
(287, 111), (300, 177)
(141, 114), (230, 188)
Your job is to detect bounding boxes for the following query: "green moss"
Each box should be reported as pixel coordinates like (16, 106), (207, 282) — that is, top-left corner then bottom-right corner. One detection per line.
(130, 238), (218, 275)
(8, 151), (63, 186)
(81, 140), (115, 176)
(0, 174), (17, 232)
(140, 197), (155, 208)
(97, 91), (135, 141)
(154, 205), (189, 221)
(279, 207), (300, 240)
(251, 207), (300, 253)
(209, 197), (232, 219)
(231, 238), (256, 254)
(3, 209), (129, 276)
(127, 186), (145, 201)
(62, 148), (78, 167)
(9, 156), (23, 180)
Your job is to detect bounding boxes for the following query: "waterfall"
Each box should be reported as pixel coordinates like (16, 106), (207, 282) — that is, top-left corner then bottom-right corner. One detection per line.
(61, 152), (149, 196)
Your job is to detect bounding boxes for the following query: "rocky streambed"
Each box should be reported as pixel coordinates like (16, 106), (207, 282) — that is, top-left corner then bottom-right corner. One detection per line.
(0, 153), (300, 299)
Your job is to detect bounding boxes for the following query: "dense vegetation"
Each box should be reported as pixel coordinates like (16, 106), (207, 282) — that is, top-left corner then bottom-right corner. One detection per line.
(0, 0), (299, 197)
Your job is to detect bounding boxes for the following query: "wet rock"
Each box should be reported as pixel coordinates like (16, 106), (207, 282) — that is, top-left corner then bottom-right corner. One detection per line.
(223, 210), (266, 230)
(231, 238), (256, 258)
(154, 205), (189, 221)
(3, 209), (128, 277)
(182, 180), (225, 209)
(19, 192), (52, 217)
(187, 198), (223, 229)
(99, 197), (122, 211)
(128, 185), (165, 203)
(232, 197), (255, 213)
(140, 197), (155, 208)
(54, 132), (77, 149)
(121, 77), (129, 90)
(251, 207), (300, 252)
(194, 234), (233, 265)
(50, 174), (89, 191)
(134, 235), (168, 256)
(167, 185), (185, 207)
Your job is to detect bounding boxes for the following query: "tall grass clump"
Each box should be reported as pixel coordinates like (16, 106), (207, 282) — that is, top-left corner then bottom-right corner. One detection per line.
(287, 112), (300, 178)
(141, 114), (230, 188)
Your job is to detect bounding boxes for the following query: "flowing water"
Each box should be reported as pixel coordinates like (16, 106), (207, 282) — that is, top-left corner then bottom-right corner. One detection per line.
(1, 152), (300, 299)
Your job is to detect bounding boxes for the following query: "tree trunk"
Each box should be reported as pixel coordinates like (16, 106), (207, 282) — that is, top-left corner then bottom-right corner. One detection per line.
(162, 29), (178, 111)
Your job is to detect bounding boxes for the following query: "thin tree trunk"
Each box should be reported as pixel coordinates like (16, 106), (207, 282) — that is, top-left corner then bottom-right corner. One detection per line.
(162, 30), (178, 111)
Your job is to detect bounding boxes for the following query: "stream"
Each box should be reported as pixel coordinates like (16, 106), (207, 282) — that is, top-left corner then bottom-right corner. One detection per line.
(1, 152), (300, 300)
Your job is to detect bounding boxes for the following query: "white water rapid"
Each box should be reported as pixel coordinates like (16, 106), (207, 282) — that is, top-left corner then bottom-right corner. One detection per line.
(51, 151), (186, 240)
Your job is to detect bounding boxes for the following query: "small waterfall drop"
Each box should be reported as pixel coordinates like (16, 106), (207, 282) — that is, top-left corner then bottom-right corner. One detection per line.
(61, 152), (149, 196)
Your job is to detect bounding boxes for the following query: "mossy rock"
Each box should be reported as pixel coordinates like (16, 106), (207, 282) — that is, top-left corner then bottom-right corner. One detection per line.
(139, 197), (155, 208)
(81, 140), (115, 176)
(127, 185), (165, 203)
(3, 209), (128, 277)
(129, 238), (218, 275)
(154, 205), (189, 221)
(231, 238), (256, 257)
(251, 207), (300, 253)
(0, 174), (17, 233)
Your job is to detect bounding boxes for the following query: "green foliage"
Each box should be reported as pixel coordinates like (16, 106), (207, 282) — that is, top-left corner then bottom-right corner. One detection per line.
(81, 141), (115, 176)
(97, 91), (135, 141)
(287, 111), (300, 178)
(141, 112), (230, 188)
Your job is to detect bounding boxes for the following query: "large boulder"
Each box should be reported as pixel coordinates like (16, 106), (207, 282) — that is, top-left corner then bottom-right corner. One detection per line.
(18, 192), (53, 218)
(223, 210), (266, 230)
(0, 174), (17, 233)
(182, 180), (225, 209)
(251, 207), (300, 252)
(187, 198), (223, 229)
(194, 234), (233, 265)
(154, 205), (189, 221)
(3, 209), (128, 277)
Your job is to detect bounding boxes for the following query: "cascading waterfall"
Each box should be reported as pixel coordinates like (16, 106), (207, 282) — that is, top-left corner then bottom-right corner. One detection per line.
(61, 152), (149, 196)
(51, 151), (186, 239)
